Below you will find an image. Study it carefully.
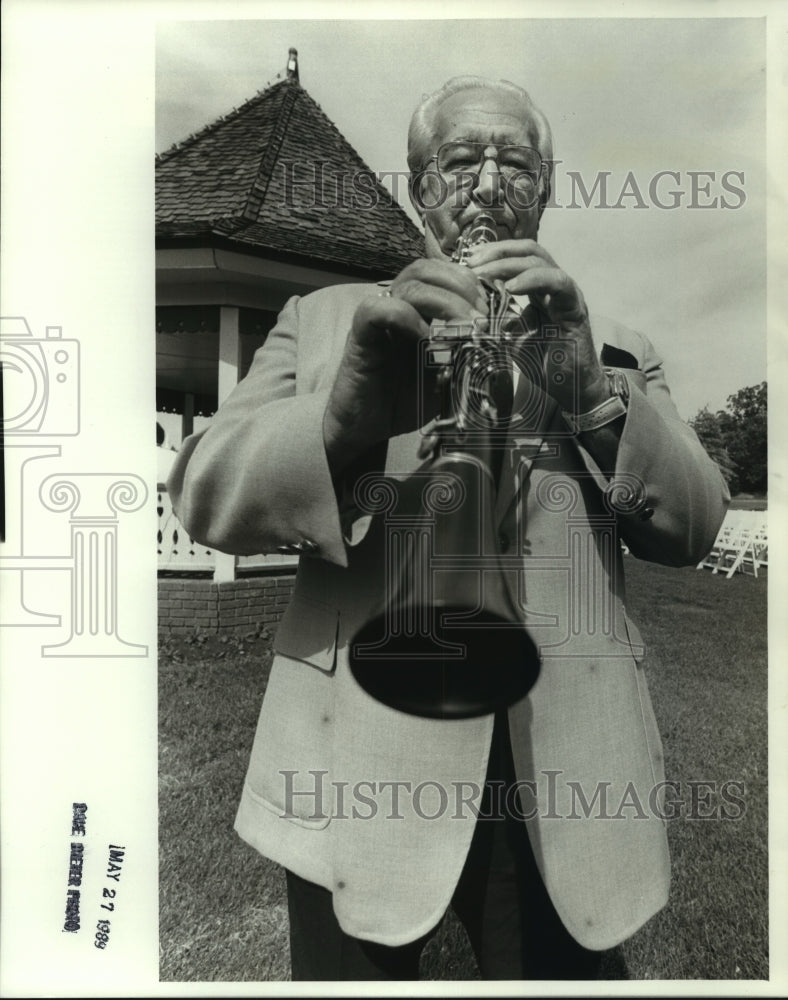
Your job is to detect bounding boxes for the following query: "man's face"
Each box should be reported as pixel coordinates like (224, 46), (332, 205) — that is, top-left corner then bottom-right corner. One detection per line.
(411, 88), (543, 260)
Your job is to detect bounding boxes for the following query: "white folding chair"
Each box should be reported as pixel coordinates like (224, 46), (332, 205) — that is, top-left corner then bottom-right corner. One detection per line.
(697, 509), (765, 578)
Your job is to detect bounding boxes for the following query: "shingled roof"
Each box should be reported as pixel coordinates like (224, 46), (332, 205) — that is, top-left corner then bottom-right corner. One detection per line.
(156, 68), (425, 279)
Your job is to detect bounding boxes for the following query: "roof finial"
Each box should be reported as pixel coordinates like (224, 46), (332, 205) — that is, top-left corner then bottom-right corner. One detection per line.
(287, 47), (299, 82)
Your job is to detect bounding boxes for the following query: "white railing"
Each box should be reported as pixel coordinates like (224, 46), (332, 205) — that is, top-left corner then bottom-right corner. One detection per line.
(157, 485), (297, 576)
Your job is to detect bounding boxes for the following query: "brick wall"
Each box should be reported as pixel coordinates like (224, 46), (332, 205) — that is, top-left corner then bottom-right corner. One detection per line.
(158, 574), (296, 635)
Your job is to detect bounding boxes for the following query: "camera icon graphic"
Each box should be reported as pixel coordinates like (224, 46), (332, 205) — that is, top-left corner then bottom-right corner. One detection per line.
(0, 316), (80, 435)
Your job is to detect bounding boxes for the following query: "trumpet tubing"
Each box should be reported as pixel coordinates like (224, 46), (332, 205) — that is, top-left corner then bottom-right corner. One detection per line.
(348, 214), (540, 719)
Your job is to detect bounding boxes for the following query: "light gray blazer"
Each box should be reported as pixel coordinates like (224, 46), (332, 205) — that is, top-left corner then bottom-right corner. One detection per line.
(168, 281), (728, 949)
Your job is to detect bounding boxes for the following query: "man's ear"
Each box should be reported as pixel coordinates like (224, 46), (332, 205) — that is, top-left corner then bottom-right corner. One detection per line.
(539, 181), (552, 220)
(537, 164), (553, 222)
(408, 172), (426, 217)
(409, 172), (447, 223)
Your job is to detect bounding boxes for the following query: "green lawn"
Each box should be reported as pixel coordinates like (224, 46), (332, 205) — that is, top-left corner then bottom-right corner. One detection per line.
(159, 557), (768, 982)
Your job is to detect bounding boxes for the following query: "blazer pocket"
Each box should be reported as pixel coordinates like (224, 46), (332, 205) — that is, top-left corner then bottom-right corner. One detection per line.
(275, 595), (339, 674)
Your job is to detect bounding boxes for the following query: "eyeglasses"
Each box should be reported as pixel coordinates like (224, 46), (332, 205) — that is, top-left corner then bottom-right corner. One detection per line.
(426, 141), (543, 188)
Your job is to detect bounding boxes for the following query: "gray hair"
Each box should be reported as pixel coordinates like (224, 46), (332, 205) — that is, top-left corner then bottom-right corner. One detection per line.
(407, 76), (554, 206)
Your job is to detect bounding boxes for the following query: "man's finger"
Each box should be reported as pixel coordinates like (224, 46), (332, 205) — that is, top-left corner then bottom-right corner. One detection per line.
(499, 265), (584, 314)
(352, 295), (432, 348)
(469, 255), (547, 283)
(394, 258), (488, 314)
(396, 283), (488, 323)
(467, 239), (557, 269)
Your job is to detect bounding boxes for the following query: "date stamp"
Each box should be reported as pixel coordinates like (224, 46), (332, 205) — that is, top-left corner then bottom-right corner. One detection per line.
(94, 918), (111, 950)
(94, 845), (126, 950)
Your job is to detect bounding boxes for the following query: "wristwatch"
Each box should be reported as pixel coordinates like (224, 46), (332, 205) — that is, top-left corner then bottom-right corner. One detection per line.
(563, 369), (630, 435)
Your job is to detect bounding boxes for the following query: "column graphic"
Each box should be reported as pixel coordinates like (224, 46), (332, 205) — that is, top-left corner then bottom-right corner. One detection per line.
(39, 475), (148, 657)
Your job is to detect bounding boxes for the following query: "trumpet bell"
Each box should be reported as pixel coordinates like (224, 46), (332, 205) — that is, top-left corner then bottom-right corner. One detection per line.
(350, 603), (540, 719)
(348, 453), (540, 720)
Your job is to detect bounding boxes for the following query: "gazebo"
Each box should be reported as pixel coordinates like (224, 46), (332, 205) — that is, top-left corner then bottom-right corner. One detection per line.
(155, 50), (423, 624)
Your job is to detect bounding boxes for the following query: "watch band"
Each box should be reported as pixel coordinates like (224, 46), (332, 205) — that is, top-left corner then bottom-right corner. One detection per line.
(563, 369), (630, 434)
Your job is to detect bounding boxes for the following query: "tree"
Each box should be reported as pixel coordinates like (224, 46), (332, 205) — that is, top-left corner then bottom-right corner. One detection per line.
(717, 382), (767, 495)
(689, 407), (738, 491)
(689, 382), (767, 497)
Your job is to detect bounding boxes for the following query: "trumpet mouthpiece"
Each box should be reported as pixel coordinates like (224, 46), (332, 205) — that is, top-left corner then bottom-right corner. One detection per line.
(453, 212), (499, 264)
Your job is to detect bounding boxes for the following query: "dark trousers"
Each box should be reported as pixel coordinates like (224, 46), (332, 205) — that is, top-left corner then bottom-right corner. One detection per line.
(286, 715), (603, 981)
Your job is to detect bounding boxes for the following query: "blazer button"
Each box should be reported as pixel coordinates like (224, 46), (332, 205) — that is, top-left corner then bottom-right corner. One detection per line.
(639, 506), (655, 521)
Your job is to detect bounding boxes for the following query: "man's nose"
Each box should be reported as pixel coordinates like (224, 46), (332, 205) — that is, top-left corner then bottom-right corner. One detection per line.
(473, 156), (505, 207)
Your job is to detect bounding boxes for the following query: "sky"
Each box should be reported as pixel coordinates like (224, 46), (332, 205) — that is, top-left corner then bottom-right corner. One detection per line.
(155, 16), (767, 420)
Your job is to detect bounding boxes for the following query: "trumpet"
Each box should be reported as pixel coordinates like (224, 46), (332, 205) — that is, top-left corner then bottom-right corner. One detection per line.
(348, 214), (541, 719)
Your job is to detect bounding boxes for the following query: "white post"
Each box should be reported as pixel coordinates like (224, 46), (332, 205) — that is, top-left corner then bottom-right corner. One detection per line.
(218, 305), (241, 405)
(215, 306), (241, 582)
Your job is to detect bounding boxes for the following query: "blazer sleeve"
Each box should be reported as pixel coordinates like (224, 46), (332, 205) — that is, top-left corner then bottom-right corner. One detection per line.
(166, 294), (352, 568)
(575, 328), (730, 567)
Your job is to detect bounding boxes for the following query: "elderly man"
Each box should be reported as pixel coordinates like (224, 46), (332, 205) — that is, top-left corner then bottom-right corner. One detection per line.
(169, 76), (728, 980)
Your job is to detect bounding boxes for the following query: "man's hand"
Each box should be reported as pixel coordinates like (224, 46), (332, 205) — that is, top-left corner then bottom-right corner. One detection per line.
(323, 259), (488, 475)
(466, 239), (610, 414)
